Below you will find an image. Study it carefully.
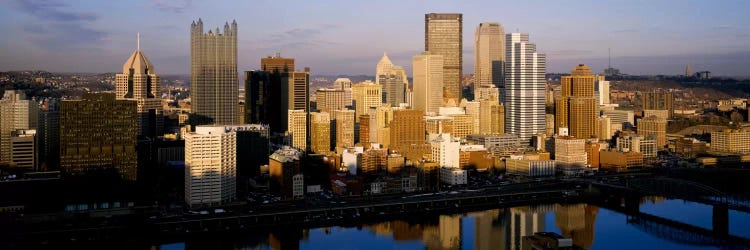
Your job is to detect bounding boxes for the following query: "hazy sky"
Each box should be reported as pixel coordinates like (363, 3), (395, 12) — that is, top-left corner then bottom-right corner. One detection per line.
(1, 0), (749, 76)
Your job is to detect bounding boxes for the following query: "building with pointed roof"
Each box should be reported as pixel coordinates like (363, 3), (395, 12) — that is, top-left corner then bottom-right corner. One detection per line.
(115, 34), (163, 138)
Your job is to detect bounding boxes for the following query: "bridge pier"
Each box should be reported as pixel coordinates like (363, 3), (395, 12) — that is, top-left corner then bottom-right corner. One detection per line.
(625, 195), (640, 214)
(713, 204), (729, 236)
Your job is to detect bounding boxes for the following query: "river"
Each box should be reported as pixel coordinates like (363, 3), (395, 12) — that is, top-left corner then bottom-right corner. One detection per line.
(156, 198), (750, 249)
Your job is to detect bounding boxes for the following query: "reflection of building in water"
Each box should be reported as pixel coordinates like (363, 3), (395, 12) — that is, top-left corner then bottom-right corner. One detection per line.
(269, 228), (307, 250)
(507, 206), (547, 250)
(554, 204), (598, 249)
(423, 214), (462, 250)
(474, 209), (506, 250)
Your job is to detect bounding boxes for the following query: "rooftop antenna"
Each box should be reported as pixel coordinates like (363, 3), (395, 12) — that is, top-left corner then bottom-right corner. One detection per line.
(608, 48), (611, 68)
(137, 33), (140, 51)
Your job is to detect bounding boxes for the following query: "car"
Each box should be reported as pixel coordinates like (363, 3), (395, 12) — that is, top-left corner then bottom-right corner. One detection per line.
(199, 211), (209, 215)
(214, 208), (225, 214)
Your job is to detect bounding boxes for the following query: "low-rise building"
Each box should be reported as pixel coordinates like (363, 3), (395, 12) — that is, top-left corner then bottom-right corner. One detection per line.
(600, 150), (643, 171)
(505, 154), (555, 177)
(440, 167), (467, 186)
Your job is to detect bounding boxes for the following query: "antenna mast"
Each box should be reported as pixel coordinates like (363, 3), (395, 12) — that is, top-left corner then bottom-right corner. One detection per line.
(137, 33), (140, 51)
(608, 48), (611, 68)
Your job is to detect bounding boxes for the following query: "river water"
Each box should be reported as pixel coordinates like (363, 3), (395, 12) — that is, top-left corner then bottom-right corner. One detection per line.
(157, 198), (750, 249)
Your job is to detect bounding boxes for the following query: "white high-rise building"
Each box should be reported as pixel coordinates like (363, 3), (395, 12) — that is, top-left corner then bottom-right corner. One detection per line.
(505, 33), (546, 143)
(597, 80), (610, 105)
(431, 133), (460, 169)
(184, 125), (239, 207)
(474, 22), (505, 101)
(413, 53), (444, 114)
(0, 90), (38, 164)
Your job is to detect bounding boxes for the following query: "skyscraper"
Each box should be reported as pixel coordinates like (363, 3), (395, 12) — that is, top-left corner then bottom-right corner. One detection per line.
(474, 22), (505, 101)
(310, 112), (331, 154)
(333, 110), (355, 151)
(505, 33), (546, 143)
(380, 73), (406, 107)
(287, 109), (307, 151)
(38, 98), (59, 170)
(184, 125), (238, 207)
(116, 35), (162, 138)
(389, 109), (426, 151)
(190, 19), (238, 125)
(556, 64), (597, 139)
(637, 116), (667, 148)
(413, 53), (444, 114)
(0, 90), (38, 165)
(425, 13), (462, 104)
(261, 53), (294, 73)
(316, 88), (348, 113)
(352, 81), (382, 122)
(60, 94), (138, 180)
(375, 53), (393, 85)
(642, 91), (674, 118)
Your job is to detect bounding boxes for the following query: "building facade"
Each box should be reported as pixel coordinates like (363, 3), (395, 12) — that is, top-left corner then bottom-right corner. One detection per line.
(190, 19), (238, 124)
(474, 22), (505, 100)
(556, 65), (597, 139)
(115, 42), (162, 138)
(60, 94), (138, 180)
(412, 53), (444, 114)
(184, 126), (238, 207)
(425, 13), (462, 104)
(505, 33), (546, 143)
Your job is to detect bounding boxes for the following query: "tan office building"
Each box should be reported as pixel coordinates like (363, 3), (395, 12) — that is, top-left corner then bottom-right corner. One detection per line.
(426, 13), (462, 104)
(556, 65), (597, 139)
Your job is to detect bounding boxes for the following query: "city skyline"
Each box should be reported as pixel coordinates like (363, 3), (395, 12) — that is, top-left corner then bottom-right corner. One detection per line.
(1, 0), (749, 76)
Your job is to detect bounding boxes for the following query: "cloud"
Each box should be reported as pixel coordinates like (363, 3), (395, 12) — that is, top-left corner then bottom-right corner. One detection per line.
(250, 24), (340, 51)
(546, 49), (594, 56)
(612, 29), (637, 34)
(12, 0), (97, 22)
(11, 0), (107, 48)
(152, 0), (193, 13)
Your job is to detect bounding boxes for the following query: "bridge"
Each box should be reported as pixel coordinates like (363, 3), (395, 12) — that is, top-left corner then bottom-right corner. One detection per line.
(589, 176), (750, 248)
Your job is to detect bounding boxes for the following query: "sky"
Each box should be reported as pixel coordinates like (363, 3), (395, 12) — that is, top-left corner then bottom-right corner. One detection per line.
(1, 0), (749, 76)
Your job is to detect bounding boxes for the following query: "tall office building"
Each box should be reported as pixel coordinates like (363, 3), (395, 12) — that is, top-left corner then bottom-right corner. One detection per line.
(333, 110), (355, 151)
(310, 112), (331, 154)
(184, 125), (238, 207)
(60, 94), (138, 180)
(389, 109), (426, 150)
(333, 78), (354, 107)
(190, 19), (238, 124)
(597, 79), (611, 105)
(474, 22), (505, 101)
(10, 129), (36, 169)
(554, 136), (587, 175)
(283, 71), (310, 112)
(380, 74), (406, 107)
(234, 124), (270, 177)
(38, 99), (59, 170)
(505, 33), (546, 143)
(0, 90), (38, 165)
(244, 71), (276, 128)
(316, 88), (348, 113)
(376, 53), (394, 85)
(352, 81), (382, 122)
(556, 64), (597, 139)
(115, 37), (162, 138)
(637, 116), (667, 148)
(261, 53), (294, 73)
(287, 110), (307, 151)
(413, 53), (444, 114)
(425, 13), (462, 103)
(642, 91), (674, 118)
